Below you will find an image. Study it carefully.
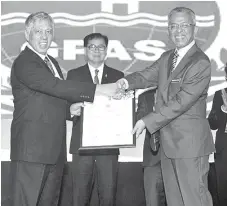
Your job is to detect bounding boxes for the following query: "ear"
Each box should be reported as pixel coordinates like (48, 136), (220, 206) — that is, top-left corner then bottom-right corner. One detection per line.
(194, 26), (198, 36)
(52, 27), (55, 39)
(104, 52), (108, 60)
(25, 30), (29, 41)
(84, 47), (88, 55)
(84, 48), (88, 61)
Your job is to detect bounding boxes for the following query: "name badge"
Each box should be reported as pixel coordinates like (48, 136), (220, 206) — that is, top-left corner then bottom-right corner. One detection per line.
(171, 78), (181, 83)
(225, 123), (227, 133)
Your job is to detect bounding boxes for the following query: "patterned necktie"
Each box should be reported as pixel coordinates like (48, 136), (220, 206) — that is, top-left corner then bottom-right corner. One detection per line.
(94, 69), (99, 84)
(44, 56), (55, 75)
(171, 50), (179, 72)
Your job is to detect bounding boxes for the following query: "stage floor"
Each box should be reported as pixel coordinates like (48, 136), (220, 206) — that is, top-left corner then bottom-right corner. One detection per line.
(1, 161), (146, 206)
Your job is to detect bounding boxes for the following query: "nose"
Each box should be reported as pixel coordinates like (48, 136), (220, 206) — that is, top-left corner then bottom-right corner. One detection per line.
(41, 31), (48, 39)
(94, 47), (101, 53)
(176, 26), (183, 32)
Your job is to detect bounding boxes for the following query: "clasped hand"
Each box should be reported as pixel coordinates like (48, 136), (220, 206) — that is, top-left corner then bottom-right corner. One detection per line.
(95, 78), (133, 100)
(71, 78), (145, 138)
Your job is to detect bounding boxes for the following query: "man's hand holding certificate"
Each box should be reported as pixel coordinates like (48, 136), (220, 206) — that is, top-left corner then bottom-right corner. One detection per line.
(70, 82), (136, 150)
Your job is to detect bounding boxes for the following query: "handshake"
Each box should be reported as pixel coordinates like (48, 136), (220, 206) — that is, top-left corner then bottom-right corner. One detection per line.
(95, 78), (134, 100)
(71, 78), (147, 139)
(70, 78), (133, 116)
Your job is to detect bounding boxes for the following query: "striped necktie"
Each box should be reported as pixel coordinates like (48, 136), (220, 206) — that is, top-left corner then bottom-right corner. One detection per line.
(44, 56), (55, 75)
(171, 50), (179, 72)
(94, 69), (99, 84)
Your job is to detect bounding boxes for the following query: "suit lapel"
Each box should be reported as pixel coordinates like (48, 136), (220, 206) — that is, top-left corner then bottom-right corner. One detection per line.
(84, 64), (94, 83)
(101, 65), (109, 84)
(171, 44), (198, 80)
(47, 55), (65, 79)
(162, 44), (199, 93)
(25, 47), (64, 78)
(25, 47), (51, 74)
(161, 44), (199, 104)
(167, 50), (175, 79)
(157, 51), (174, 105)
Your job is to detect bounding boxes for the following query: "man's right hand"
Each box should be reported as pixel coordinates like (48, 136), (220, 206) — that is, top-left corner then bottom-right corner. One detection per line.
(70, 102), (84, 116)
(95, 79), (129, 99)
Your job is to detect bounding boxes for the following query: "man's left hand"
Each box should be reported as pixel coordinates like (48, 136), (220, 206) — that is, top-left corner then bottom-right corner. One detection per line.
(132, 119), (146, 138)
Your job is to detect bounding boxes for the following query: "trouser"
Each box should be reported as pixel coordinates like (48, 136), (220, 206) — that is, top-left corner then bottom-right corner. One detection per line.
(11, 158), (65, 206)
(215, 151), (227, 206)
(161, 148), (213, 206)
(72, 154), (118, 206)
(143, 163), (166, 206)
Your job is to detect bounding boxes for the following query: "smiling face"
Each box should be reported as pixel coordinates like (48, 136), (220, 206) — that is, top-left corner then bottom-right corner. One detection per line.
(168, 11), (196, 49)
(25, 18), (53, 55)
(85, 38), (107, 66)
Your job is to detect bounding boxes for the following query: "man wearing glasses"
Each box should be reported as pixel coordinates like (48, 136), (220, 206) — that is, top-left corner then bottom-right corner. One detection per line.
(67, 33), (124, 206)
(116, 7), (214, 206)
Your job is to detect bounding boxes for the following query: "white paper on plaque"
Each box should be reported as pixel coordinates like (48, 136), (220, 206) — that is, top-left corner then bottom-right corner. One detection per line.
(82, 96), (133, 147)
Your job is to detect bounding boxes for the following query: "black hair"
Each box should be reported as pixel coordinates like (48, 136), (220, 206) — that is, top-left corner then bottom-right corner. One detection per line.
(84, 33), (108, 47)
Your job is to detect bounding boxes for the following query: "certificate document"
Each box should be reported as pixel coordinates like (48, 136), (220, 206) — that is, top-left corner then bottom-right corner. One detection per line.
(79, 95), (136, 150)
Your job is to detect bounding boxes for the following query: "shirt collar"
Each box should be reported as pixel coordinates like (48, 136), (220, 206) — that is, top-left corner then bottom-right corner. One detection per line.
(176, 40), (195, 57)
(26, 43), (46, 60)
(88, 62), (104, 73)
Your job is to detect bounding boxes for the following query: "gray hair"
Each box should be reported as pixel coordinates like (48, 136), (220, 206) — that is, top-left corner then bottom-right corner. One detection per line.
(168, 7), (196, 25)
(25, 11), (54, 34)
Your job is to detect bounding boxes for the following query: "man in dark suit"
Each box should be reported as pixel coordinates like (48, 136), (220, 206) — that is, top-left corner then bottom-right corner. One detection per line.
(10, 13), (117, 206)
(66, 33), (124, 206)
(116, 7), (215, 206)
(136, 89), (166, 206)
(208, 64), (227, 206)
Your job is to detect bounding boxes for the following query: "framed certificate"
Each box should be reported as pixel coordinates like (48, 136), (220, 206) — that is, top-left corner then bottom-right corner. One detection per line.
(79, 96), (136, 150)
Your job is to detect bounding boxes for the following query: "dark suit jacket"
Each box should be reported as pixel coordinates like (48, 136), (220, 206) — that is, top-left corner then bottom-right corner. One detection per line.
(125, 43), (215, 158)
(208, 89), (227, 155)
(10, 47), (96, 164)
(136, 89), (160, 167)
(67, 64), (124, 155)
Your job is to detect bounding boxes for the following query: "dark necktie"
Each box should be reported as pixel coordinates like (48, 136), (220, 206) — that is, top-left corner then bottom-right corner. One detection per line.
(44, 56), (55, 75)
(94, 69), (99, 84)
(171, 50), (179, 72)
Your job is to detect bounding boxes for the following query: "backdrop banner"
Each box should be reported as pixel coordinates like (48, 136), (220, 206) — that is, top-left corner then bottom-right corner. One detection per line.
(1, 0), (227, 162)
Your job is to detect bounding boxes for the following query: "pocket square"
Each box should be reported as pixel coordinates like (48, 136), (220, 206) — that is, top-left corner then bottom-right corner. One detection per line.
(171, 78), (181, 83)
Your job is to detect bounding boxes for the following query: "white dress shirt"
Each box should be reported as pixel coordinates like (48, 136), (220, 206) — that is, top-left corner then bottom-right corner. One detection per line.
(27, 44), (62, 79)
(88, 62), (104, 84)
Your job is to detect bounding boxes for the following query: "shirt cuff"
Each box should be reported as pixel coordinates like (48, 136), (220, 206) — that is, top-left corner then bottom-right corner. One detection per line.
(123, 78), (129, 90)
(221, 105), (227, 113)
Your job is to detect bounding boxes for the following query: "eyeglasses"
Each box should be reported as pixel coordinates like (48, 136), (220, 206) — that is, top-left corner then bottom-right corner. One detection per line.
(34, 29), (53, 36)
(87, 44), (106, 52)
(168, 23), (195, 31)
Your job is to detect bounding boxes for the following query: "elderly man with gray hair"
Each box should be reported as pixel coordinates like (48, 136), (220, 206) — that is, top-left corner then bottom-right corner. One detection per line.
(10, 11), (118, 206)
(116, 7), (215, 206)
